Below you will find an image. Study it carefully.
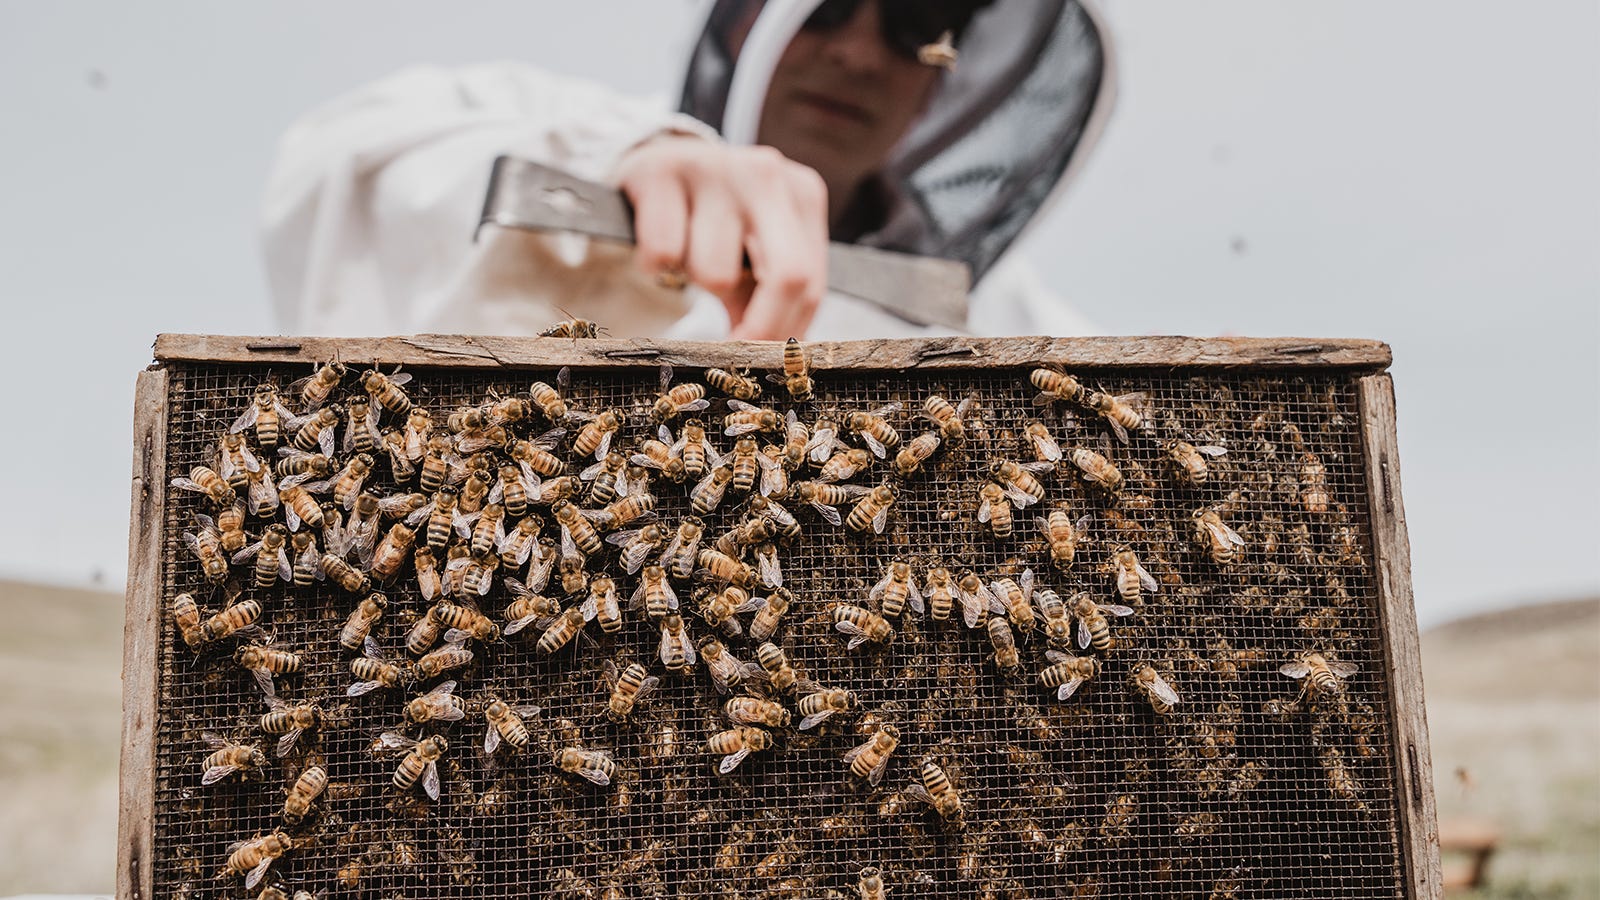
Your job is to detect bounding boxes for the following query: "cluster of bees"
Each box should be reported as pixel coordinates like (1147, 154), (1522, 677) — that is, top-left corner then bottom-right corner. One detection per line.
(164, 329), (1373, 898)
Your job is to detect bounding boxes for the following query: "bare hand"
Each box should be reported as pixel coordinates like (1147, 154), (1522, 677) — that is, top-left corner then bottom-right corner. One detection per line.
(615, 136), (828, 341)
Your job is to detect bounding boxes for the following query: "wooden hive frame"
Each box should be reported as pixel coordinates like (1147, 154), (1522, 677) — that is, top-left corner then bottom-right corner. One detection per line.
(119, 334), (1439, 899)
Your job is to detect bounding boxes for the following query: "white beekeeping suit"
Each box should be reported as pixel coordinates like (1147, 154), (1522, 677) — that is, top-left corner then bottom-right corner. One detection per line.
(261, 0), (1114, 340)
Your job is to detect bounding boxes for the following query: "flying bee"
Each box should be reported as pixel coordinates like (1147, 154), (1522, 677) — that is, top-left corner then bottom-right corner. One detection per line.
(844, 724), (900, 786)
(173, 592), (205, 650)
(1132, 663), (1181, 714)
(658, 613), (697, 673)
(219, 830), (292, 891)
(483, 695), (541, 755)
(1041, 509), (1092, 571)
(746, 586), (794, 642)
(281, 764), (328, 825)
(360, 364), (413, 417)
(528, 367), (571, 421)
(989, 458), (1052, 508)
(870, 560), (923, 619)
(700, 584), (759, 634)
(1280, 651), (1358, 698)
(833, 605), (894, 650)
(858, 866), (888, 900)
(1300, 451), (1330, 513)
(231, 383), (297, 452)
(1070, 592), (1133, 651)
(1082, 389), (1148, 444)
(987, 617), (1020, 673)
(698, 639), (751, 695)
(215, 431), (262, 490)
(551, 500), (602, 558)
(627, 565), (679, 622)
(922, 394), (974, 441)
(288, 530), (323, 587)
(537, 606), (589, 655)
(415, 636), (475, 679)
(906, 758), (964, 823)
(287, 359), (346, 409)
(844, 404), (901, 458)
(724, 695), (791, 728)
(286, 406), (340, 458)
(278, 484), (324, 533)
(404, 679), (465, 724)
(846, 481), (898, 534)
(1066, 446), (1123, 494)
(260, 696), (321, 757)
(347, 635), (409, 696)
(367, 522), (416, 581)
(184, 517), (231, 583)
(1033, 587), (1075, 648)
(708, 726), (772, 774)
(1040, 650), (1099, 701)
(988, 569), (1036, 635)
(651, 362), (711, 422)
(798, 688), (856, 730)
(201, 597), (264, 644)
(1193, 509), (1246, 564)
(1166, 439), (1227, 487)
(1030, 367), (1086, 406)
(200, 732), (268, 785)
(378, 732), (446, 800)
(894, 430), (942, 478)
(234, 523), (293, 588)
(573, 408), (625, 461)
(670, 418), (720, 481)
(320, 552), (372, 595)
(582, 575), (624, 634)
(977, 481), (1014, 539)
(435, 597), (501, 642)
(817, 447), (873, 483)
(236, 643), (302, 697)
(1025, 421), (1064, 463)
(581, 452), (630, 506)
(173, 464), (237, 507)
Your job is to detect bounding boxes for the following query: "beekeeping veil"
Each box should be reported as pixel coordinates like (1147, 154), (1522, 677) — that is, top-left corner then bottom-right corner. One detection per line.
(679, 0), (1113, 287)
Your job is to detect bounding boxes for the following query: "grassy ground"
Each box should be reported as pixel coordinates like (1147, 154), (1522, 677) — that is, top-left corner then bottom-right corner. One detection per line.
(0, 581), (1592, 896)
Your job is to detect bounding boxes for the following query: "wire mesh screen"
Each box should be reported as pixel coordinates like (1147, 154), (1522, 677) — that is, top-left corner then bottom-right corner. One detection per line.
(152, 357), (1402, 899)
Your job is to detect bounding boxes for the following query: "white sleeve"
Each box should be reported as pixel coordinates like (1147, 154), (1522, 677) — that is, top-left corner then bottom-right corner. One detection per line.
(259, 62), (716, 337)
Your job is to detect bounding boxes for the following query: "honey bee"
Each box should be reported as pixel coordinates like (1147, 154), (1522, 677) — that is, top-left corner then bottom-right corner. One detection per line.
(845, 724), (900, 785)
(989, 458), (1052, 508)
(200, 732), (267, 785)
(278, 483), (325, 533)
(580, 574), (624, 634)
(846, 481), (898, 534)
(598, 492), (656, 530)
(651, 363), (711, 422)
(987, 617), (1020, 673)
(1166, 439), (1227, 487)
(259, 696), (321, 757)
(1100, 793), (1137, 839)
(219, 830), (292, 890)
(700, 366), (760, 401)
(551, 499), (602, 557)
(804, 414), (845, 464)
(236, 643), (301, 697)
(709, 726), (772, 774)
(320, 552), (372, 595)
(715, 514), (779, 557)
(724, 695), (791, 728)
(1082, 389), (1147, 444)
(502, 577), (560, 637)
(749, 542), (782, 590)
(1322, 747), (1365, 809)
(379, 732), (446, 800)
(288, 530), (323, 587)
(922, 394), (974, 441)
(988, 569), (1036, 635)
(669, 418), (720, 481)
(540, 313), (602, 338)
(695, 547), (757, 590)
(953, 571), (994, 629)
(232, 383), (297, 452)
(581, 452), (630, 507)
(435, 597), (501, 642)
(1032, 587), (1076, 648)
(893, 430), (943, 478)
(528, 367), (571, 421)
(173, 592), (205, 650)
(1069, 592), (1133, 651)
(833, 605), (894, 650)
(700, 584), (759, 634)
(1040, 650), (1099, 701)
(1299, 451), (1330, 513)
(1133, 664), (1181, 714)
(183, 517), (231, 583)
(485, 463), (532, 519)
(404, 679), (465, 724)
(415, 434), (463, 495)
(412, 546), (442, 602)
(173, 464), (237, 507)
(699, 639), (752, 695)
(631, 428), (687, 484)
(756, 640), (814, 694)
(790, 481), (866, 527)
(282, 764), (328, 825)
(456, 464), (493, 514)
(213, 499), (249, 553)
(368, 522), (416, 581)
(287, 359), (346, 409)
(215, 431), (262, 490)
(977, 481), (1014, 539)
(747, 587), (794, 642)
(1192, 509), (1246, 564)
(919, 567), (958, 623)
(793, 688), (854, 731)
(1209, 864), (1249, 900)
(201, 596), (264, 644)
(360, 365), (413, 417)
(286, 406), (340, 458)
(659, 517), (706, 579)
(1066, 446), (1123, 494)
(233, 523), (292, 588)
(536, 606), (589, 655)
(1040, 509), (1091, 571)
(857, 866), (887, 900)
(844, 404), (901, 458)
(492, 514), (542, 572)
(1024, 421), (1064, 463)
(749, 493), (801, 539)
(347, 635), (409, 696)
(724, 399), (786, 438)
(573, 408), (625, 461)
(906, 758), (963, 823)
(870, 560), (923, 618)
(416, 635), (474, 679)
(555, 746), (616, 785)
(1030, 367), (1086, 406)
(818, 447), (873, 484)
(725, 435), (777, 495)
(658, 613), (697, 672)
(1280, 651), (1357, 698)
(483, 696), (541, 755)
(1110, 545), (1159, 604)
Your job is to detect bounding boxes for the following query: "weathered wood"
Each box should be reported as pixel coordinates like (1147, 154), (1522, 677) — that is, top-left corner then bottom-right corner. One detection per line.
(1359, 374), (1442, 900)
(118, 366), (168, 900)
(152, 333), (1391, 372)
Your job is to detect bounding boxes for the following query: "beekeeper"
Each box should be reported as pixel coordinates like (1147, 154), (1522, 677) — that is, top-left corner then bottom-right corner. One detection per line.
(261, 0), (1113, 340)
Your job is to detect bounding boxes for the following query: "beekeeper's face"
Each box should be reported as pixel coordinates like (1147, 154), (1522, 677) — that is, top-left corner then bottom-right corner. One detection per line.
(754, 0), (944, 207)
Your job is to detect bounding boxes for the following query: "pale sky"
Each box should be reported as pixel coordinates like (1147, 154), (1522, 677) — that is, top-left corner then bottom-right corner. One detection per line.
(0, 1), (1594, 627)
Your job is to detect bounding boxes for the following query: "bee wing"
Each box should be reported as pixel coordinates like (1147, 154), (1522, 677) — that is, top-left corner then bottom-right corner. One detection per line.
(872, 403), (902, 417)
(1279, 661), (1311, 679)
(1058, 677), (1087, 701)
(798, 709), (834, 730)
(868, 572), (894, 606)
(804, 430), (836, 463)
(985, 583), (1008, 615)
(345, 680), (384, 697)
(579, 459), (605, 481)
(868, 753), (893, 787)
(1148, 673), (1181, 707)
(376, 731), (416, 752)
(404, 502), (435, 528)
(999, 482), (1034, 508)
(977, 497), (993, 523)
(758, 457), (784, 497)
(1329, 661), (1359, 678)
(682, 633), (698, 666)
(423, 760), (441, 800)
(201, 731), (230, 750)
(453, 509), (476, 540)
(283, 502), (303, 534)
(719, 747), (752, 774)
(278, 552), (294, 583)
(578, 762), (612, 786)
(757, 552), (782, 589)
(1104, 417), (1130, 445)
(907, 579), (924, 615)
(841, 741), (867, 767)
(201, 764), (240, 786)
(230, 404), (260, 434)
(244, 857), (275, 891)
(1020, 568), (1035, 598)
(251, 668), (276, 697)
(1077, 618), (1093, 650)
(872, 504), (891, 534)
(232, 541), (264, 564)
(594, 430), (614, 460)
(484, 722), (501, 756)
(810, 501), (843, 527)
(276, 729), (303, 758)
(658, 627), (675, 666)
(759, 498), (797, 526)
(859, 431), (887, 459)
(1198, 444), (1228, 457)
(1136, 563), (1160, 595)
(1101, 604), (1135, 617)
(958, 589), (987, 630)
(248, 477), (278, 517)
(905, 781), (935, 806)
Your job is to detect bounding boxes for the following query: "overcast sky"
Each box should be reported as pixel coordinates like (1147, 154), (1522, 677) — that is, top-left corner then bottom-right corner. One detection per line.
(0, 1), (1594, 627)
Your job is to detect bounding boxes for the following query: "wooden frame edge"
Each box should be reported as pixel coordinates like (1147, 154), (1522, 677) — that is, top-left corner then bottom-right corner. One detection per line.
(1359, 373), (1442, 899)
(118, 366), (168, 900)
(152, 334), (1392, 371)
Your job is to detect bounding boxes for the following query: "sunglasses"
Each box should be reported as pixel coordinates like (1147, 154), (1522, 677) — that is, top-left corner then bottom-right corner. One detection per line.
(800, 0), (984, 64)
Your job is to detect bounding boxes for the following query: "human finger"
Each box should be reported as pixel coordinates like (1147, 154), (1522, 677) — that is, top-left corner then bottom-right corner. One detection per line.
(684, 183), (748, 310)
(729, 166), (826, 340)
(623, 168), (689, 280)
